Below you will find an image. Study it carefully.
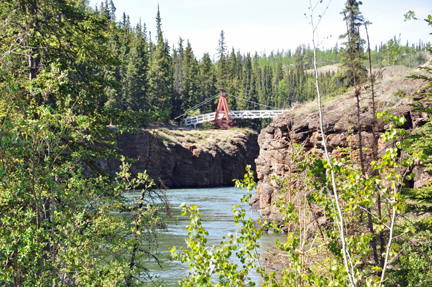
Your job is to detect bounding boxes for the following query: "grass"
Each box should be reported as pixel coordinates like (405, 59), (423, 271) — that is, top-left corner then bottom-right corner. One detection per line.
(147, 127), (255, 153)
(290, 64), (429, 117)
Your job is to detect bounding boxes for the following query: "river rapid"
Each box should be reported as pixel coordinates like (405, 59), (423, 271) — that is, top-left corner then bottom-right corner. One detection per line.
(127, 187), (281, 286)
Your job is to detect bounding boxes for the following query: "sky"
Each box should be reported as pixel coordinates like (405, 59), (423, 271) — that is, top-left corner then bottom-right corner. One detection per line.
(89, 0), (431, 59)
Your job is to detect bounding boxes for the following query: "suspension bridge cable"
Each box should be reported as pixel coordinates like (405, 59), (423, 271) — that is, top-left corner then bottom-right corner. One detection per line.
(173, 93), (220, 120)
(227, 94), (279, 110)
(175, 93), (282, 121)
(180, 94), (218, 115)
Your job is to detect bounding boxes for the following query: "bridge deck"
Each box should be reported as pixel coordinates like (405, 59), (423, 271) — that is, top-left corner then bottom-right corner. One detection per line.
(184, 110), (288, 126)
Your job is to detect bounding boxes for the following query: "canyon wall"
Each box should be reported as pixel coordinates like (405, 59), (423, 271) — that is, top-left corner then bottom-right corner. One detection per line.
(253, 94), (431, 223)
(96, 128), (259, 188)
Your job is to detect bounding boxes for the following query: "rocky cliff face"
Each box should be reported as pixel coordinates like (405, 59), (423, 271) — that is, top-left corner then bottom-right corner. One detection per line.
(253, 91), (431, 223)
(96, 128), (259, 188)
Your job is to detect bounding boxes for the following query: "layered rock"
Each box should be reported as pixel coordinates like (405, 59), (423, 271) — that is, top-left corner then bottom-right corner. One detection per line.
(253, 94), (431, 223)
(96, 128), (259, 188)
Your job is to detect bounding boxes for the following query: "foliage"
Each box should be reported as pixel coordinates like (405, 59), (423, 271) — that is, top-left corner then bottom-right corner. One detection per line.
(385, 13), (432, 286)
(171, 166), (264, 286)
(146, 7), (173, 122)
(404, 15), (432, 170)
(338, 0), (367, 88)
(387, 220), (432, 287)
(0, 1), (168, 285)
(406, 101), (432, 171)
(22, 1), (424, 130)
(0, 69), (166, 285)
(172, 111), (420, 286)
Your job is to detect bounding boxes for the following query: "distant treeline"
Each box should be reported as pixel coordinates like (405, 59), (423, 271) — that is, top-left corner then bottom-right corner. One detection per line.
(95, 1), (429, 128)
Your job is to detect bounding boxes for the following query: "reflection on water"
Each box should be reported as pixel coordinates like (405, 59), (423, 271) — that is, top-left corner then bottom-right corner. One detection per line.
(129, 186), (282, 286)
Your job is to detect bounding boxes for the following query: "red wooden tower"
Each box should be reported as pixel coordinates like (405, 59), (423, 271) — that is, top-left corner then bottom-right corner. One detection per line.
(212, 92), (235, 129)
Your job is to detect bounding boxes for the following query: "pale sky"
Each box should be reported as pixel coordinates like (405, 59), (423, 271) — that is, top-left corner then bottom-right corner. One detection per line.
(89, 0), (431, 59)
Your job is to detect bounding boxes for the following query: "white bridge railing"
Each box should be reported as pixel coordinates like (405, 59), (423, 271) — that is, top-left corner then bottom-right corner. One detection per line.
(184, 110), (288, 127)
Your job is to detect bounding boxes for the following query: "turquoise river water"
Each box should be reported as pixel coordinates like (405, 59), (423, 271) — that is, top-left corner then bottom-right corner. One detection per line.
(127, 186), (281, 286)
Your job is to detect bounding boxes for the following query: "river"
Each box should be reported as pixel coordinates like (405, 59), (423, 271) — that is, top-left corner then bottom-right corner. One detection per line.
(127, 186), (281, 286)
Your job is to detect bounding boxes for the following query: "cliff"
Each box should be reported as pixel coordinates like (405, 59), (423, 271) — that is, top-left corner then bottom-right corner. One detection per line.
(96, 127), (259, 188)
(253, 65), (431, 223)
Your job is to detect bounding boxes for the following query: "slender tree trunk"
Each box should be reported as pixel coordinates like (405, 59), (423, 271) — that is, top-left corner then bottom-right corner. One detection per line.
(25, 0), (41, 82)
(365, 23), (385, 269)
(126, 189), (146, 287)
(310, 2), (356, 285)
(344, 7), (381, 266)
(354, 82), (379, 266)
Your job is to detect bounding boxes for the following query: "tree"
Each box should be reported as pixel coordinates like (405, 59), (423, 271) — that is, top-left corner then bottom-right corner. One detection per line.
(0, 1), (166, 285)
(198, 53), (217, 113)
(217, 30), (227, 59)
(147, 6), (173, 121)
(172, 37), (185, 119)
(388, 14), (432, 286)
(122, 22), (149, 112)
(181, 41), (200, 112)
(385, 36), (402, 66)
(172, 3), (425, 286)
(339, 0), (367, 87)
(238, 53), (253, 110)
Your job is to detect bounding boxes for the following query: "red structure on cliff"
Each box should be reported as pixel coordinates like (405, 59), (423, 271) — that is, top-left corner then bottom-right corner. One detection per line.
(212, 92), (235, 129)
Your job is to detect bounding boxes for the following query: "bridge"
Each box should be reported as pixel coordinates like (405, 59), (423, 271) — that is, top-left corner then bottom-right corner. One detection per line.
(184, 110), (287, 127)
(180, 92), (288, 129)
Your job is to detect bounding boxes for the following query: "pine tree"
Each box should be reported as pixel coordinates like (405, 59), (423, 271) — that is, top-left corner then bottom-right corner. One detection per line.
(226, 49), (238, 109)
(147, 6), (173, 121)
(250, 54), (261, 109)
(122, 22), (149, 111)
(198, 53), (217, 113)
(0, 1), (165, 284)
(118, 13), (131, 110)
(217, 53), (229, 93)
(238, 53), (253, 110)
(102, 7), (121, 112)
(181, 41), (200, 112)
(217, 30), (227, 59)
(174, 38), (185, 98)
(340, 0), (367, 86)
(262, 65), (274, 106)
(171, 38), (184, 118)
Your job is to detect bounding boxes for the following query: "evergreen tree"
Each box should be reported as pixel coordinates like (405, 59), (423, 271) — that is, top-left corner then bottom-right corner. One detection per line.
(118, 13), (132, 110)
(147, 6), (173, 121)
(339, 0), (367, 86)
(181, 41), (200, 113)
(238, 53), (253, 110)
(174, 38), (185, 98)
(102, 6), (121, 112)
(226, 49), (238, 109)
(262, 65), (274, 106)
(250, 54), (261, 109)
(217, 30), (227, 59)
(198, 53), (217, 113)
(122, 22), (149, 111)
(0, 1), (165, 285)
(274, 56), (284, 86)
(171, 38), (184, 119)
(217, 52), (229, 93)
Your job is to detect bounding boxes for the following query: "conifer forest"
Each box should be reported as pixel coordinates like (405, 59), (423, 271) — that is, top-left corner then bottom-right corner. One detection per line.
(1, 0), (432, 286)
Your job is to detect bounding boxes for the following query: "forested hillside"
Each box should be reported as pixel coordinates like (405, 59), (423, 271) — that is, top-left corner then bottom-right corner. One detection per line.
(1, 0), (431, 285)
(85, 1), (431, 128)
(170, 2), (432, 287)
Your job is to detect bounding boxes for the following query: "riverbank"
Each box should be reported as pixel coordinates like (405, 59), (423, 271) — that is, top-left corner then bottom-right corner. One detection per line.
(96, 127), (260, 188)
